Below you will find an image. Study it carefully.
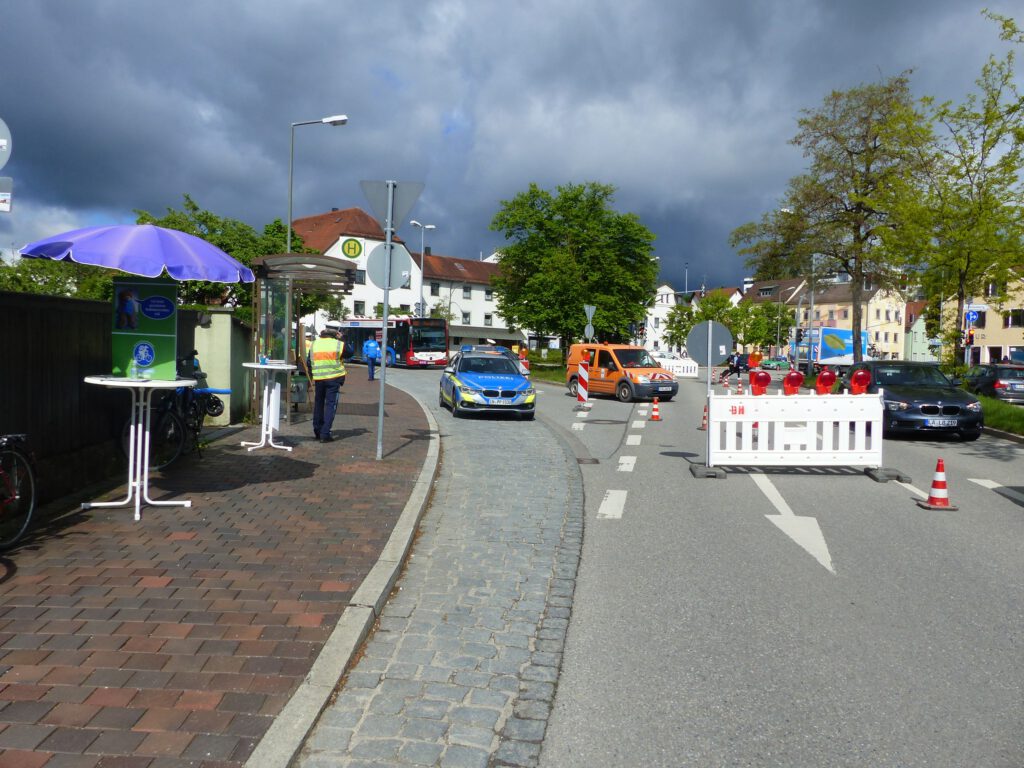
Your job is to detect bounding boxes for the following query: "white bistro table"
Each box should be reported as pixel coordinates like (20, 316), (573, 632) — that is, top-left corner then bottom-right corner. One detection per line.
(83, 375), (196, 521)
(242, 361), (297, 452)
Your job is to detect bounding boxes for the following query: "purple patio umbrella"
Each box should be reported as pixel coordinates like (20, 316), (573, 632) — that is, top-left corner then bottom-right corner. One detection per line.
(19, 223), (255, 283)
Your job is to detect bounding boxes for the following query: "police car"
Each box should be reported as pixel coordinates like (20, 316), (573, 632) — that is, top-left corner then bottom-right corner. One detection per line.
(439, 350), (536, 420)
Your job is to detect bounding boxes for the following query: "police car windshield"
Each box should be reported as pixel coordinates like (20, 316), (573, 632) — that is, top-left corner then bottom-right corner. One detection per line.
(615, 348), (659, 368)
(459, 356), (519, 375)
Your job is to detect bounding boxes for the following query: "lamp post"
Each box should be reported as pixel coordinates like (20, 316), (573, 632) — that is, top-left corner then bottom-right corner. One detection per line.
(286, 114), (348, 253)
(410, 220), (435, 317)
(685, 262), (689, 294)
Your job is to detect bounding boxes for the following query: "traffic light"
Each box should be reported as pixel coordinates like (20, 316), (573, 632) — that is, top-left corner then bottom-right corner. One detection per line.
(966, 328), (975, 346)
(796, 328), (804, 343)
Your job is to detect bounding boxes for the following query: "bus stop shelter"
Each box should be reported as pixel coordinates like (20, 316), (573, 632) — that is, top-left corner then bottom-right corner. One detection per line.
(251, 253), (356, 424)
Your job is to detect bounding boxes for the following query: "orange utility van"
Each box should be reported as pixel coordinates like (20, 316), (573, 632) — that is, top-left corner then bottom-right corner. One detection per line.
(566, 343), (678, 402)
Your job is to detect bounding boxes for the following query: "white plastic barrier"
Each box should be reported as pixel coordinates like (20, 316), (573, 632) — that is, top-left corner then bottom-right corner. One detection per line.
(659, 357), (699, 378)
(706, 389), (884, 468)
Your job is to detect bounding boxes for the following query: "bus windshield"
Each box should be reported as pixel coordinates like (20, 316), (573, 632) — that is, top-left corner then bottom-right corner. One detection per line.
(411, 326), (447, 352)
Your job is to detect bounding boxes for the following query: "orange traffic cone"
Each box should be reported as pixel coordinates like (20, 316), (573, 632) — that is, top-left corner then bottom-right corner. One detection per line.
(916, 458), (958, 510)
(651, 397), (661, 421)
(697, 403), (708, 431)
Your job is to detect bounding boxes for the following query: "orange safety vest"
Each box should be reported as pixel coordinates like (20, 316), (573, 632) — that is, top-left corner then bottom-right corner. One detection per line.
(309, 338), (346, 381)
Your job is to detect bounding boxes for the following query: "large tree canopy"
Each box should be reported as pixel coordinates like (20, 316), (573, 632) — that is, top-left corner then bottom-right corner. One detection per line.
(731, 75), (916, 364)
(489, 182), (657, 350)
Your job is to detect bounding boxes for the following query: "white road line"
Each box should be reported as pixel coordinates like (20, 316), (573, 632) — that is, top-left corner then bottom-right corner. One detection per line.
(571, 422), (585, 431)
(597, 489), (628, 519)
(750, 473), (835, 574)
(618, 456), (636, 472)
(896, 481), (928, 499)
(576, 410), (589, 418)
(626, 434), (642, 446)
(969, 478), (1024, 504)
(631, 420), (646, 429)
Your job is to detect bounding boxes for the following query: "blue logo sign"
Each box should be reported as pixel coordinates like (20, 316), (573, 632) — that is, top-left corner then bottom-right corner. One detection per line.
(141, 295), (175, 320)
(965, 310), (979, 324)
(132, 341), (156, 367)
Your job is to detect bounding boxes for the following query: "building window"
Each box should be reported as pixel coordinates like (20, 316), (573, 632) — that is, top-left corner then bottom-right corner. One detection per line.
(485, 289), (493, 301)
(1003, 309), (1024, 328)
(430, 282), (440, 296)
(875, 309), (880, 320)
(842, 309), (849, 319)
(461, 311), (471, 325)
(355, 269), (366, 285)
(884, 332), (889, 342)
(759, 288), (773, 297)
(354, 301), (365, 316)
(828, 309), (835, 321)
(974, 311), (987, 329)
(894, 332), (899, 344)
(484, 313), (493, 327)
(400, 304), (410, 313)
(654, 317), (660, 328)
(401, 275), (411, 289)
(885, 309), (891, 321)
(874, 331), (880, 341)
(814, 310), (820, 321)
(462, 285), (471, 299)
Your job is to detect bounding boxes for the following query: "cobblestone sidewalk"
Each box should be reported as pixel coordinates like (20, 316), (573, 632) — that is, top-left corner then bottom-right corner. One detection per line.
(296, 392), (584, 768)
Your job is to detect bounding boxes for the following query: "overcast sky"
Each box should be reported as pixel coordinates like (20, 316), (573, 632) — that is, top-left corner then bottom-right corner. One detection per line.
(1, 1), (1019, 292)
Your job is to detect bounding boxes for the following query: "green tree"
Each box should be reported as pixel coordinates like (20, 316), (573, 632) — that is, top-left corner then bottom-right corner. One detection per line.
(877, 14), (1024, 363)
(489, 182), (657, 353)
(732, 75), (916, 363)
(663, 291), (736, 349)
(0, 258), (114, 300)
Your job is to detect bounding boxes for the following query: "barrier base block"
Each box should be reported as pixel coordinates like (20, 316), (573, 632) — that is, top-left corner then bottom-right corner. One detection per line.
(864, 467), (912, 484)
(690, 464), (726, 479)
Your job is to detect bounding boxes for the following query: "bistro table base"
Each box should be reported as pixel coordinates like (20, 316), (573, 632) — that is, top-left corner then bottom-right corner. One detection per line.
(82, 375), (195, 520)
(242, 361), (296, 452)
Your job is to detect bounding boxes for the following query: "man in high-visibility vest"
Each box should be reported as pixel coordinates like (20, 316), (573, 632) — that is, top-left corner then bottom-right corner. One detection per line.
(308, 326), (347, 442)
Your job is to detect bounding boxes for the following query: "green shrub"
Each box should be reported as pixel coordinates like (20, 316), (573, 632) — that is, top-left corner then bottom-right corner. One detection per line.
(979, 395), (1024, 436)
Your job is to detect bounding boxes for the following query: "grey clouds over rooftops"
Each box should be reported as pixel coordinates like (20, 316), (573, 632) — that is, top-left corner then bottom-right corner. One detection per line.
(0, 0), (1016, 290)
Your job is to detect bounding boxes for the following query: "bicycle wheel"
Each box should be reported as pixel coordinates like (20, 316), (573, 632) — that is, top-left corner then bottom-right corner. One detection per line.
(0, 448), (36, 549)
(149, 412), (186, 469)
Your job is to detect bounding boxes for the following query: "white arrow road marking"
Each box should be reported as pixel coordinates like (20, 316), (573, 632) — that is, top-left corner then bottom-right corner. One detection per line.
(631, 420), (646, 429)
(626, 434), (642, 446)
(597, 489), (628, 519)
(896, 481), (928, 499)
(750, 473), (835, 574)
(969, 478), (1024, 505)
(618, 456), (636, 472)
(571, 422), (585, 431)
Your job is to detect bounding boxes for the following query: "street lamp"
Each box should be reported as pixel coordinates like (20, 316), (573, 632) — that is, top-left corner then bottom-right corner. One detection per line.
(685, 262), (689, 294)
(286, 114), (348, 253)
(410, 220), (435, 317)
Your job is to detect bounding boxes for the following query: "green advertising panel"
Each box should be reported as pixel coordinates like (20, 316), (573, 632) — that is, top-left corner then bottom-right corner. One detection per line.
(111, 278), (178, 378)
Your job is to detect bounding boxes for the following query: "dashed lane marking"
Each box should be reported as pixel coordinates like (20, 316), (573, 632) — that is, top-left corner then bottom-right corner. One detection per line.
(626, 434), (641, 446)
(895, 481), (928, 499)
(618, 456), (636, 472)
(968, 478), (1024, 505)
(571, 423), (585, 431)
(597, 490), (628, 519)
(631, 420), (646, 429)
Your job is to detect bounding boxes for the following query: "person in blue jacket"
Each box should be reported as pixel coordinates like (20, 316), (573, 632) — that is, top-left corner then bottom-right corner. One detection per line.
(362, 336), (382, 381)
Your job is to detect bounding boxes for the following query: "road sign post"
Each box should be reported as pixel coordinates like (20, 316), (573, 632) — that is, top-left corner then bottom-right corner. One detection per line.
(361, 180), (423, 460)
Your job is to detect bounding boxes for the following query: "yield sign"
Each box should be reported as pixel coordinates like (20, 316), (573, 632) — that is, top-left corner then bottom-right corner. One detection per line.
(360, 180), (424, 231)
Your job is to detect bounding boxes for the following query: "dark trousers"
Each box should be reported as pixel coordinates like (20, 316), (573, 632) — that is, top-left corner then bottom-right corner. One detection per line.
(367, 357), (376, 380)
(313, 376), (344, 437)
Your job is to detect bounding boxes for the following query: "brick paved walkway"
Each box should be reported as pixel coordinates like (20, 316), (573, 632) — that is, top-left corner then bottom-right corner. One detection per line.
(0, 374), (430, 768)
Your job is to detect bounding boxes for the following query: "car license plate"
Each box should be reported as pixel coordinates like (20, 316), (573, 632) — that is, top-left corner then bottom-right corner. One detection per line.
(490, 398), (512, 405)
(658, 386), (673, 392)
(1012, 383), (1024, 391)
(926, 418), (958, 427)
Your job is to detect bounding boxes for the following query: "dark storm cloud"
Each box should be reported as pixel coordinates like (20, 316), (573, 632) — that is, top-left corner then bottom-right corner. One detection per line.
(0, 0), (1017, 291)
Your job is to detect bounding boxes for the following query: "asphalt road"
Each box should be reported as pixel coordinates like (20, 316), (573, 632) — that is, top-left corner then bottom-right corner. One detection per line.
(535, 371), (1024, 767)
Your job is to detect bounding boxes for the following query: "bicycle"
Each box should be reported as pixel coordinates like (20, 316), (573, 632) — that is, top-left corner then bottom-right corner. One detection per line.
(0, 434), (37, 549)
(120, 351), (230, 470)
